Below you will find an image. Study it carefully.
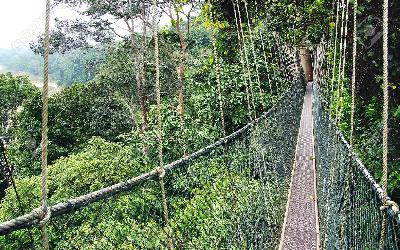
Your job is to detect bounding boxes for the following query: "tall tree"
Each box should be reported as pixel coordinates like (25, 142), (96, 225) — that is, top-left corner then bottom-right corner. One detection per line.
(32, 0), (154, 157)
(162, 0), (201, 155)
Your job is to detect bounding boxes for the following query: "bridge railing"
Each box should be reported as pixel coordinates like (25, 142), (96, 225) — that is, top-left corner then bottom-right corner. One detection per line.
(313, 82), (400, 250)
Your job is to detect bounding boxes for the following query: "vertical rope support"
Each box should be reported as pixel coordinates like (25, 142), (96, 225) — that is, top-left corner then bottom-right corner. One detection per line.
(350, 0), (357, 148)
(243, 0), (263, 109)
(213, 35), (226, 139)
(338, 0), (350, 127)
(335, 0), (345, 122)
(235, 0), (256, 118)
(255, 4), (274, 97)
(344, 3), (358, 246)
(39, 0), (51, 249)
(324, 1), (345, 246)
(153, 1), (173, 249)
(326, 1), (336, 89)
(330, 0), (341, 106)
(379, 0), (389, 248)
(339, 2), (358, 245)
(231, 0), (253, 120)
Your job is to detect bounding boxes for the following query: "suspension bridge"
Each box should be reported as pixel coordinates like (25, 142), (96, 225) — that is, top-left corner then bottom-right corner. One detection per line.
(0, 0), (399, 249)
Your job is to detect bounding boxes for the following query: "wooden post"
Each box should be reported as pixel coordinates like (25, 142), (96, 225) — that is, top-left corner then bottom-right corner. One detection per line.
(300, 47), (313, 82)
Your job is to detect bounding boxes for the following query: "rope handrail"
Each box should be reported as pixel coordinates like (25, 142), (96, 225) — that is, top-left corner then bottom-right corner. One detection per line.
(0, 76), (304, 236)
(315, 83), (400, 224)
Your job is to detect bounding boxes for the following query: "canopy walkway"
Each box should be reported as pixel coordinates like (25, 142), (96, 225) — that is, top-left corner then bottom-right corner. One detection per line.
(0, 72), (399, 249)
(1, 0), (399, 249)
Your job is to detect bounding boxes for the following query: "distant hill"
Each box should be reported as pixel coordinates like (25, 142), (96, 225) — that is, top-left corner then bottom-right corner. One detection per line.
(0, 47), (105, 87)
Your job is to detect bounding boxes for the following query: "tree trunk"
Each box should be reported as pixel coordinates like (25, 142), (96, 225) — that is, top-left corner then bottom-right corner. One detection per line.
(136, 72), (148, 141)
(175, 16), (188, 156)
(0, 141), (9, 199)
(140, 19), (149, 157)
(130, 18), (148, 158)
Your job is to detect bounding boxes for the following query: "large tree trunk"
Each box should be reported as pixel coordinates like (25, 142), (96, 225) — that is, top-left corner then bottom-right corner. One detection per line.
(130, 19), (148, 158)
(175, 17), (188, 156)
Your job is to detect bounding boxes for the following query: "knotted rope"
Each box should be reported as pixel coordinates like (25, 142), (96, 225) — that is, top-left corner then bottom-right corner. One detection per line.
(379, 0), (389, 248)
(39, 0), (51, 249)
(153, 1), (173, 249)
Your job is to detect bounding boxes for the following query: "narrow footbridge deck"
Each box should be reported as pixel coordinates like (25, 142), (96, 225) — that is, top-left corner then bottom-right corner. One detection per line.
(280, 82), (319, 250)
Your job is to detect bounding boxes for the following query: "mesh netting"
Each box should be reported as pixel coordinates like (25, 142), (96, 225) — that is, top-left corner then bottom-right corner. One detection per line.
(0, 79), (305, 249)
(313, 83), (400, 250)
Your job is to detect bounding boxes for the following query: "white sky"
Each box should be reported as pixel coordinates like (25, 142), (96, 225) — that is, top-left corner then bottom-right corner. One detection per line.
(0, 0), (79, 49)
(0, 1), (195, 49)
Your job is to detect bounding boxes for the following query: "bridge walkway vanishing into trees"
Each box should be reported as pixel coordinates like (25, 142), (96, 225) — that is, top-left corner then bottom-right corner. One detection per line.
(279, 82), (318, 250)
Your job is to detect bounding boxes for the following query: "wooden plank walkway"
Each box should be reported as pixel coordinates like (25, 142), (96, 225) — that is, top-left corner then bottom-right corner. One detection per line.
(279, 82), (319, 250)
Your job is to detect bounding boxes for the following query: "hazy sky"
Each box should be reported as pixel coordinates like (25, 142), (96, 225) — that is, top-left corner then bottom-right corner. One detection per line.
(0, 0), (78, 49)
(0, 0), (46, 48)
(0, 1), (193, 49)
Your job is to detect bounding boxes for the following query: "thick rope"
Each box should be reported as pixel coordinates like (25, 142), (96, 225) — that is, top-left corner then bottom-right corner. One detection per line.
(325, 1), (335, 92)
(39, 0), (51, 249)
(379, 0), (389, 248)
(338, 1), (358, 247)
(153, 1), (173, 248)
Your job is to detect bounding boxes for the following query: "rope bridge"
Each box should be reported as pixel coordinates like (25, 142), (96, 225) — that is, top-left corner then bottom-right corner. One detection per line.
(1, 58), (400, 250)
(0, 77), (305, 249)
(1, 0), (400, 249)
(1, 72), (399, 249)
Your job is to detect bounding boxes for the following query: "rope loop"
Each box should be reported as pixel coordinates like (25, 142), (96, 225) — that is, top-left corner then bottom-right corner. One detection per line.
(33, 207), (51, 228)
(380, 199), (400, 214)
(157, 167), (166, 178)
